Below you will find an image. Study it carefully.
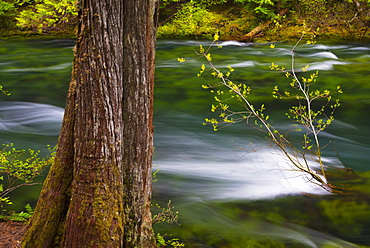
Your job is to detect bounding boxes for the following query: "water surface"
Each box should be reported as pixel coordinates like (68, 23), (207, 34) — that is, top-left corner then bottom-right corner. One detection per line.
(1, 39), (370, 247)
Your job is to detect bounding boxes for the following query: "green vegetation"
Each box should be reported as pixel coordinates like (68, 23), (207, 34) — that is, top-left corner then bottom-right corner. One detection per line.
(150, 194), (370, 248)
(0, 0), (14, 16)
(0, 85), (10, 96)
(0, 203), (33, 222)
(15, 0), (77, 33)
(179, 35), (344, 191)
(0, 83), (52, 220)
(157, 1), (222, 39)
(1, 0), (370, 41)
(152, 173), (185, 247)
(155, 233), (185, 248)
(159, 0), (370, 41)
(0, 0), (77, 38)
(163, 36), (370, 247)
(0, 144), (55, 221)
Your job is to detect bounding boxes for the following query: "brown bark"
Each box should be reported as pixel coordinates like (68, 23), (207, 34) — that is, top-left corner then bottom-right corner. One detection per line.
(21, 0), (158, 247)
(62, 0), (125, 246)
(122, 0), (158, 247)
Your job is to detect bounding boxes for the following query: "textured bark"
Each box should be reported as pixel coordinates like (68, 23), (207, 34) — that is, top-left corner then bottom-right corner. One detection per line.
(20, 74), (76, 248)
(21, 0), (158, 247)
(122, 0), (158, 246)
(62, 0), (125, 247)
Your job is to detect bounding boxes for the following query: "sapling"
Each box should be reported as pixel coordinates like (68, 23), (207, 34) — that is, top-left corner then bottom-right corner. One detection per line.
(179, 34), (343, 192)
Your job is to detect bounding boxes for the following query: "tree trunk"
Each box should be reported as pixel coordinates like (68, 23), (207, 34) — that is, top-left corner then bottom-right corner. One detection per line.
(21, 0), (158, 247)
(122, 0), (158, 246)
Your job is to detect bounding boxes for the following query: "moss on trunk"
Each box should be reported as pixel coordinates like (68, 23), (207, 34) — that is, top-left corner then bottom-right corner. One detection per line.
(21, 0), (158, 247)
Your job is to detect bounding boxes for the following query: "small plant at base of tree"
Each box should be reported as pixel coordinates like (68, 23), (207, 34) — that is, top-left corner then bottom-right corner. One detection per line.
(152, 200), (180, 225)
(0, 203), (34, 222)
(152, 197), (184, 247)
(152, 202), (185, 247)
(152, 166), (185, 247)
(156, 233), (185, 248)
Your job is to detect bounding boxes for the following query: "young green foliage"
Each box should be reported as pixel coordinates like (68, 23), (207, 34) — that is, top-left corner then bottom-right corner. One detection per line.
(152, 170), (184, 247)
(156, 233), (185, 248)
(157, 1), (222, 38)
(0, 0), (15, 16)
(152, 201), (184, 247)
(269, 54), (342, 182)
(0, 203), (34, 222)
(0, 85), (10, 96)
(16, 0), (77, 33)
(0, 144), (55, 206)
(152, 200), (180, 225)
(183, 34), (344, 192)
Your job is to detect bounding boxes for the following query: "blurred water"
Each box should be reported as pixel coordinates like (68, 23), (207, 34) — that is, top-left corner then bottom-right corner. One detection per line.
(0, 101), (63, 135)
(1, 39), (370, 247)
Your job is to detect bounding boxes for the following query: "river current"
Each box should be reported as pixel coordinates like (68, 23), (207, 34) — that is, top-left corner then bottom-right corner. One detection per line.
(0, 39), (370, 247)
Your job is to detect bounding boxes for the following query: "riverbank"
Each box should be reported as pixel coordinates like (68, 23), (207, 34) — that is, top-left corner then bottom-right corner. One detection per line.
(1, 1), (369, 42)
(0, 29), (75, 40)
(1, 25), (368, 43)
(156, 1), (370, 43)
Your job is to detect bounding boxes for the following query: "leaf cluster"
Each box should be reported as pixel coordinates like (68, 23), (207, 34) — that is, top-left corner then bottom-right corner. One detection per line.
(0, 85), (10, 96)
(0, 144), (55, 206)
(0, 203), (34, 222)
(0, 0), (15, 16)
(152, 200), (185, 247)
(152, 200), (180, 225)
(182, 34), (345, 192)
(270, 57), (342, 153)
(16, 0), (77, 33)
(156, 233), (185, 248)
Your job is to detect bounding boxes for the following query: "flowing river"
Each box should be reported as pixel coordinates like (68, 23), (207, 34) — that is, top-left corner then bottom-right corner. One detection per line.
(0, 39), (370, 247)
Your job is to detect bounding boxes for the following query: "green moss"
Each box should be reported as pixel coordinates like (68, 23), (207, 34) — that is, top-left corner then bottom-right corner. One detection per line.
(89, 166), (124, 247)
(21, 157), (73, 247)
